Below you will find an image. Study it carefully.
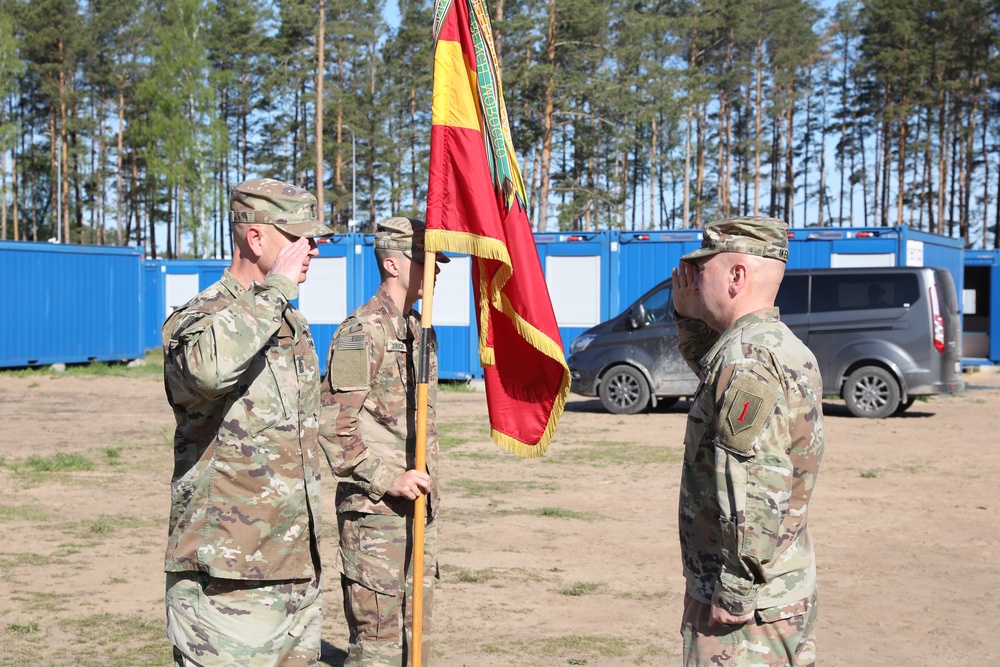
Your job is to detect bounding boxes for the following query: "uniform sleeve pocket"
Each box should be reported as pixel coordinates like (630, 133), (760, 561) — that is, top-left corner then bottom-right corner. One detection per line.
(239, 349), (289, 435)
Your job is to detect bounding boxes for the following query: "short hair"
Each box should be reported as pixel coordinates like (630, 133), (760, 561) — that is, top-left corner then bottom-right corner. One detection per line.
(374, 247), (405, 282)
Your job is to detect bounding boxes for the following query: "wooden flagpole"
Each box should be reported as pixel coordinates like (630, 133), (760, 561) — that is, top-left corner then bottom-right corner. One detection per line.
(411, 249), (436, 667)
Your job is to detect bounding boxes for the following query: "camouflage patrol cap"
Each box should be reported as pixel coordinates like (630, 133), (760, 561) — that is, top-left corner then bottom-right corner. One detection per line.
(229, 178), (335, 238)
(681, 216), (789, 264)
(374, 217), (450, 263)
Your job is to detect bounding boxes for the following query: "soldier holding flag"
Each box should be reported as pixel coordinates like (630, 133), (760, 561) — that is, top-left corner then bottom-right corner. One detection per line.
(320, 217), (448, 667)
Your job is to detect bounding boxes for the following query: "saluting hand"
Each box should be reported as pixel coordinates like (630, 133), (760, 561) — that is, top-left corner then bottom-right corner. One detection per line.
(267, 236), (316, 284)
(672, 261), (701, 320)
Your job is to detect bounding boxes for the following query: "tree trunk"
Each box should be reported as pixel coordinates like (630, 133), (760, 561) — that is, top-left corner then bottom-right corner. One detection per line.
(753, 34), (764, 216)
(59, 39), (70, 243)
(981, 78), (990, 249)
(683, 101), (693, 227)
(818, 68), (829, 226)
(896, 95), (908, 227)
(492, 0), (504, 69)
(936, 89), (950, 235)
(536, 0), (557, 232)
(650, 116), (657, 230)
(783, 80), (794, 223)
(695, 103), (706, 228)
(315, 0), (325, 216)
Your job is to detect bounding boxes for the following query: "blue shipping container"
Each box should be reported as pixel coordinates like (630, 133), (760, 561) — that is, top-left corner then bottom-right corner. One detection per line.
(534, 231), (613, 359)
(0, 240), (145, 368)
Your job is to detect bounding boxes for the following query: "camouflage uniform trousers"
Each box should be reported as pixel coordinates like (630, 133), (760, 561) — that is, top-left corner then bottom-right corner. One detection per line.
(165, 571), (322, 667)
(681, 591), (818, 667)
(339, 512), (438, 667)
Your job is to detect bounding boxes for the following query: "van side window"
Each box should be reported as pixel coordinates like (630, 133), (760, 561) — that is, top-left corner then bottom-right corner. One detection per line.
(776, 275), (809, 314)
(641, 286), (672, 325)
(811, 274), (920, 312)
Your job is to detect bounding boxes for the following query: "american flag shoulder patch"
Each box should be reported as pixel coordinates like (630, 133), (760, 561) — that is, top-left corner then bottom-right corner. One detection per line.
(338, 334), (366, 350)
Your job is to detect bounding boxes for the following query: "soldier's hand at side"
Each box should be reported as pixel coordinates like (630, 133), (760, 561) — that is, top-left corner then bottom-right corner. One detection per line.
(672, 262), (701, 320)
(708, 603), (754, 626)
(386, 469), (432, 500)
(267, 237), (313, 284)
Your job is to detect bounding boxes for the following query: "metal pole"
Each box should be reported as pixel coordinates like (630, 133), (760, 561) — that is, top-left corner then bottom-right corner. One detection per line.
(56, 134), (62, 243)
(343, 124), (356, 230)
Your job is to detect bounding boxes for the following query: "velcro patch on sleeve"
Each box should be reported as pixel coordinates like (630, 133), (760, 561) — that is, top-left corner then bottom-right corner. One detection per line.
(717, 369), (780, 456)
(330, 347), (369, 389)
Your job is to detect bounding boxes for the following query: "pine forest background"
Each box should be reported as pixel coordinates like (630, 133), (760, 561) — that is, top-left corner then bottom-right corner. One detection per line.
(0, 0), (998, 258)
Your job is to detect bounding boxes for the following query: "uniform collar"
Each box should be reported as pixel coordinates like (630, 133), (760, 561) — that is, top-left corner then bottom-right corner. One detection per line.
(375, 286), (412, 340)
(699, 307), (780, 378)
(221, 269), (247, 298)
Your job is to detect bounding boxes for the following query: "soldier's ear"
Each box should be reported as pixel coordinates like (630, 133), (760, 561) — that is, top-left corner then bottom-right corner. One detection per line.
(245, 225), (266, 259)
(382, 253), (401, 278)
(730, 261), (749, 296)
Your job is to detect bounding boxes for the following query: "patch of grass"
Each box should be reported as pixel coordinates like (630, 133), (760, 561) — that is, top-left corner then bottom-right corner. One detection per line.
(7, 621), (39, 634)
(439, 435), (470, 448)
(0, 552), (65, 569)
(0, 503), (50, 523)
(28, 381), (39, 388)
(20, 452), (94, 473)
(436, 419), (491, 450)
(101, 446), (122, 463)
(0, 349), (163, 381)
(455, 568), (495, 584)
(560, 581), (604, 596)
(539, 506), (591, 521)
(450, 479), (511, 498)
(82, 514), (148, 536)
(106, 576), (128, 584)
(521, 634), (629, 658)
(859, 469), (879, 478)
(13, 590), (74, 614)
(54, 613), (173, 667)
(549, 441), (683, 467)
(439, 380), (475, 392)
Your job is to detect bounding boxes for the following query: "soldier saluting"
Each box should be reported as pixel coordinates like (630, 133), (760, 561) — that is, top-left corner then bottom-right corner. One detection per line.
(162, 178), (334, 666)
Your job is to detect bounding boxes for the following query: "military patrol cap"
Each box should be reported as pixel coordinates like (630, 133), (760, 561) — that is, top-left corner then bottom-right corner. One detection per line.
(374, 216), (450, 263)
(681, 216), (789, 264)
(229, 178), (335, 238)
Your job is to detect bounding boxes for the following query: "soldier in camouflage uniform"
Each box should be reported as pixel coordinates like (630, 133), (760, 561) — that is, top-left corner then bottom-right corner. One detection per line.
(671, 217), (824, 667)
(319, 217), (448, 667)
(162, 178), (335, 666)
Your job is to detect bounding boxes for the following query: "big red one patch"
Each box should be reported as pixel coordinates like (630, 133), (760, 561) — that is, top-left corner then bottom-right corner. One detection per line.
(718, 369), (780, 456)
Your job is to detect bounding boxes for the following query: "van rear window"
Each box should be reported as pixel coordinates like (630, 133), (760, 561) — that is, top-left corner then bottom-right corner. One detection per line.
(811, 274), (920, 312)
(776, 275), (809, 314)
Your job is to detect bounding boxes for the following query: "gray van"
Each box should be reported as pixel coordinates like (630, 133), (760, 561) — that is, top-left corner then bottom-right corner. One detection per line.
(568, 266), (965, 418)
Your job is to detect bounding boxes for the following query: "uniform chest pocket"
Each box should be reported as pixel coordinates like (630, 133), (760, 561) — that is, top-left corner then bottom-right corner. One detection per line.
(239, 344), (292, 436)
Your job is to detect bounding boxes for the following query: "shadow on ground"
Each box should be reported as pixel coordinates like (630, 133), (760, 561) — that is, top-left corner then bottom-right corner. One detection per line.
(320, 641), (347, 667)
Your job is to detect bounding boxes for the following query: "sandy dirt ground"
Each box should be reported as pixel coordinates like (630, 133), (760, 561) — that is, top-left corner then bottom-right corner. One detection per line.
(1, 363), (999, 666)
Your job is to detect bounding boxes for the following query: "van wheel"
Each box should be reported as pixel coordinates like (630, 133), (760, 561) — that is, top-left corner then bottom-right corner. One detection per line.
(599, 365), (650, 414)
(843, 366), (900, 419)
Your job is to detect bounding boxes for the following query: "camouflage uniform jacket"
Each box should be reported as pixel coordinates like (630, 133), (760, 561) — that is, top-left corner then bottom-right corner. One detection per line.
(162, 269), (323, 581)
(320, 287), (439, 520)
(675, 307), (824, 617)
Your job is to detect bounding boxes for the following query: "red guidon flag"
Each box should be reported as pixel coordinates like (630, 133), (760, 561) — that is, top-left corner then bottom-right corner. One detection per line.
(425, 0), (570, 457)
